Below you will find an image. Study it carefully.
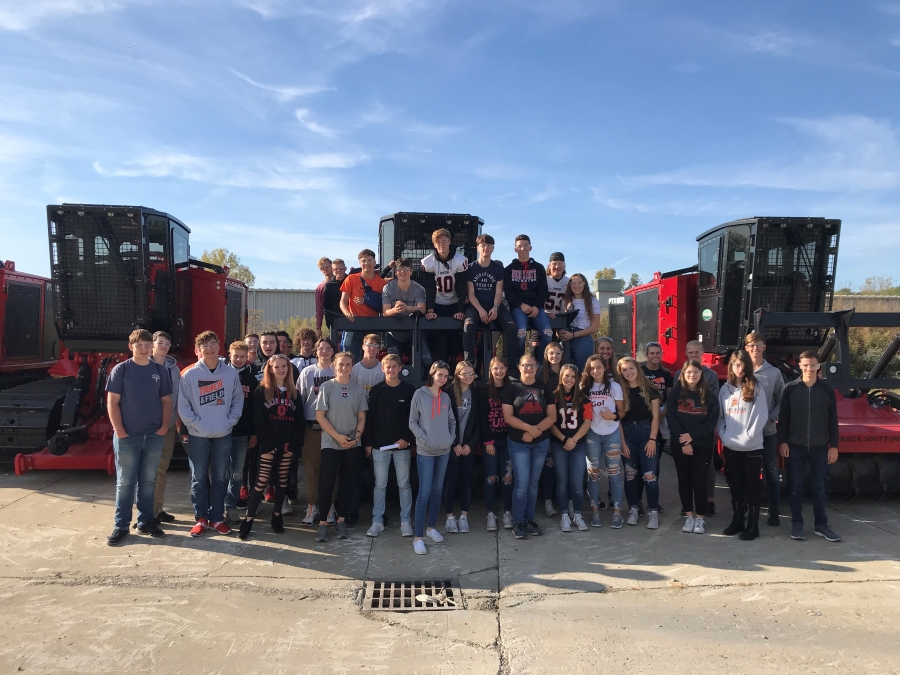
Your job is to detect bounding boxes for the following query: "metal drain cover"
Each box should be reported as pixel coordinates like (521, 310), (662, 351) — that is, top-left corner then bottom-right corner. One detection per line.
(363, 579), (464, 611)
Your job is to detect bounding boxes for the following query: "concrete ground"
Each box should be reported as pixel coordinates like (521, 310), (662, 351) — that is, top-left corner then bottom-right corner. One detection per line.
(1, 454), (900, 675)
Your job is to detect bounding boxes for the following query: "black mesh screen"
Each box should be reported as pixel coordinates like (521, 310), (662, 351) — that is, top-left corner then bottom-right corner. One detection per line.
(609, 297), (632, 358)
(3, 282), (41, 358)
(752, 220), (838, 346)
(49, 209), (147, 340)
(225, 286), (243, 346)
(635, 289), (659, 362)
(381, 213), (481, 271)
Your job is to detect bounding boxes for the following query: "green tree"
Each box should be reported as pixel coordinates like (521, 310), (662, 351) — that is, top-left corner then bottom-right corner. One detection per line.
(595, 267), (617, 280)
(201, 248), (256, 287)
(624, 272), (642, 290)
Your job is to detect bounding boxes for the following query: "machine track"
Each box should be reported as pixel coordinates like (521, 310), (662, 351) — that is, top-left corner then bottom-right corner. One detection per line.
(0, 377), (73, 464)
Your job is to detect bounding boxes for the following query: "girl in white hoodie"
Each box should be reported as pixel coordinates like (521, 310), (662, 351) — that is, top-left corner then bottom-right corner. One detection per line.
(717, 349), (768, 541)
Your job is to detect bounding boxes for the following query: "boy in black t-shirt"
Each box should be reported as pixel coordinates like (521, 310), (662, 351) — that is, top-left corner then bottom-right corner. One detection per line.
(464, 234), (518, 372)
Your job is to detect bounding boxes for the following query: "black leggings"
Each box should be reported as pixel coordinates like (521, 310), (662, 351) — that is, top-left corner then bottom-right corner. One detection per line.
(462, 304), (518, 370)
(672, 441), (713, 516)
(723, 447), (763, 509)
(444, 452), (476, 513)
(426, 303), (463, 365)
(246, 448), (293, 518)
(318, 446), (364, 522)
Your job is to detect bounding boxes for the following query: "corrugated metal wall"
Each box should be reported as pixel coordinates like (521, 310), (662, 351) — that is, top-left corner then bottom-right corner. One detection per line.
(248, 289), (317, 324)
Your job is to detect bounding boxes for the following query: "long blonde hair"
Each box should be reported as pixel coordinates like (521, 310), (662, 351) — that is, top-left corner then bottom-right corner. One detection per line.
(452, 360), (475, 406)
(616, 356), (655, 413)
(262, 354), (298, 400)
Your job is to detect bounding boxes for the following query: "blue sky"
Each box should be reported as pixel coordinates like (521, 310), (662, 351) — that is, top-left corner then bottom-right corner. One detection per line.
(1, 0), (899, 290)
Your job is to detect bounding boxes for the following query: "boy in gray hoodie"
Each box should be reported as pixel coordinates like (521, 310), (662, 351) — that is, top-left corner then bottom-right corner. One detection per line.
(717, 349), (768, 541)
(178, 331), (243, 537)
(744, 331), (785, 526)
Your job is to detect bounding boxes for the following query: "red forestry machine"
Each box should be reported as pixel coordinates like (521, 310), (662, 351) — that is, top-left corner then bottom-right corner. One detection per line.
(6, 204), (247, 475)
(610, 216), (900, 496)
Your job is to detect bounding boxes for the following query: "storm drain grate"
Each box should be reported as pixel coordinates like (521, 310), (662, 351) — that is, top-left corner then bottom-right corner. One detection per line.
(363, 579), (464, 611)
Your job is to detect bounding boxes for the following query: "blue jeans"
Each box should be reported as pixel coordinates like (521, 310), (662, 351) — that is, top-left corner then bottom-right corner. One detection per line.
(342, 330), (363, 362)
(483, 437), (513, 514)
(762, 433), (781, 510)
(372, 448), (412, 524)
(113, 433), (165, 531)
(508, 437), (549, 523)
(385, 331), (432, 366)
(186, 434), (233, 522)
(622, 420), (659, 511)
(586, 429), (623, 509)
(415, 452), (450, 537)
(788, 444), (829, 528)
(569, 335), (594, 372)
(511, 307), (553, 364)
(226, 435), (250, 509)
(551, 439), (586, 515)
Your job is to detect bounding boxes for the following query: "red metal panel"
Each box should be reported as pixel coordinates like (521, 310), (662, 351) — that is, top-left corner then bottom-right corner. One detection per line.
(658, 273), (698, 372)
(836, 395), (900, 454)
(0, 266), (56, 372)
(188, 266), (226, 349)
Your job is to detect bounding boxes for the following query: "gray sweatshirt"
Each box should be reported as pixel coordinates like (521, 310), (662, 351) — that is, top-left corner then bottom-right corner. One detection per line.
(409, 386), (456, 457)
(753, 360), (785, 437)
(178, 358), (243, 438)
(156, 355), (181, 429)
(716, 382), (768, 452)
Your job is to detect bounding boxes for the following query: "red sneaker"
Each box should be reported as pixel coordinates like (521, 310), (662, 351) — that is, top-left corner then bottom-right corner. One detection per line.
(190, 518), (209, 537)
(239, 485), (249, 502)
(210, 520), (232, 535)
(264, 486), (275, 502)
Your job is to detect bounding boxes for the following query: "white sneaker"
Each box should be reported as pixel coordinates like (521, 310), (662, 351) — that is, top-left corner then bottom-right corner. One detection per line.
(327, 505), (337, 524)
(281, 497), (294, 516)
(568, 500), (575, 520)
(445, 515), (459, 533)
(426, 527), (444, 543)
(544, 499), (557, 518)
(302, 504), (318, 526)
(647, 511), (659, 530)
(682, 516), (695, 533)
(486, 512), (498, 531)
(400, 521), (414, 537)
(413, 539), (427, 555)
(626, 507), (639, 526)
(458, 514), (470, 533)
(692, 517), (706, 534)
(560, 514), (572, 532)
(366, 522), (384, 537)
(573, 513), (588, 531)
(502, 511), (514, 529)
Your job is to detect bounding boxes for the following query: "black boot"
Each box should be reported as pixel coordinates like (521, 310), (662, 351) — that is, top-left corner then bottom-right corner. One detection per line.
(739, 505), (760, 541)
(767, 506), (781, 526)
(271, 513), (285, 534)
(238, 519), (253, 540)
(722, 501), (745, 536)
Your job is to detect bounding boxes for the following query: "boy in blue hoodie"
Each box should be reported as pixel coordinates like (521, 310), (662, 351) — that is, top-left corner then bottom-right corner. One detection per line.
(178, 331), (244, 537)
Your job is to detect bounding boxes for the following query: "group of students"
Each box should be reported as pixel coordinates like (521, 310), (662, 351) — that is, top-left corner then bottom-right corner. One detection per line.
(104, 230), (842, 552)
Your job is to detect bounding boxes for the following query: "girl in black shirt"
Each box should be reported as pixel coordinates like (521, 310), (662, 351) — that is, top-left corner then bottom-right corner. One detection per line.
(479, 357), (514, 531)
(549, 364), (592, 531)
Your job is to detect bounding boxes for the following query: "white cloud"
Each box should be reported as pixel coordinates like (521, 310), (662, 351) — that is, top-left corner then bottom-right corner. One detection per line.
(295, 108), (338, 136)
(231, 69), (332, 102)
(525, 186), (560, 205)
(0, 0), (123, 31)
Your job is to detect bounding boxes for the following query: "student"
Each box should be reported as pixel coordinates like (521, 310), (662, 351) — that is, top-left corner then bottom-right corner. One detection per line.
(463, 234), (518, 369)
(676, 340), (721, 515)
(558, 273), (600, 372)
(340, 249), (388, 361)
(149, 330), (181, 527)
(297, 338), (336, 526)
(381, 257), (432, 366)
(443, 361), (480, 534)
(617, 357), (661, 529)
(105, 329), (173, 545)
(276, 331), (294, 358)
(421, 229), (468, 365)
(323, 258), (347, 340)
(245, 333), (263, 367)
(292, 327), (318, 372)
(544, 252), (569, 319)
(502, 354), (557, 540)
(744, 331), (786, 526)
(315, 257), (334, 339)
(594, 336), (616, 372)
(667, 360), (720, 534)
(549, 364), (591, 532)
(178, 331), (244, 537)
(364, 354), (416, 538)
(778, 351), (841, 542)
(314, 352), (368, 542)
(717, 349), (768, 541)
(537, 342), (564, 517)
(225, 341), (259, 524)
(351, 333), (386, 396)
(258, 331), (279, 368)
(238, 354), (304, 539)
(480, 357), (515, 531)
(409, 361), (457, 554)
(504, 235), (553, 368)
(639, 341), (672, 515)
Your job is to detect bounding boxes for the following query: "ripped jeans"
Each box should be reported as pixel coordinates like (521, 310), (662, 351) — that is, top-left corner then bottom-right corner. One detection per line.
(622, 420), (659, 511)
(511, 307), (553, 365)
(585, 428), (623, 510)
(482, 437), (513, 515)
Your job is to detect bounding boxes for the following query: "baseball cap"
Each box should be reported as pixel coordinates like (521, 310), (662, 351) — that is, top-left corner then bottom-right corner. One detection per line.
(549, 252), (565, 262)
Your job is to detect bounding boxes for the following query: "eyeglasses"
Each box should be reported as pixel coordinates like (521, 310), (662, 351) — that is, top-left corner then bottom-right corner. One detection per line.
(520, 363), (537, 369)
(460, 371), (475, 378)
(746, 342), (765, 349)
(433, 361), (450, 370)
(363, 343), (381, 349)
(200, 341), (219, 348)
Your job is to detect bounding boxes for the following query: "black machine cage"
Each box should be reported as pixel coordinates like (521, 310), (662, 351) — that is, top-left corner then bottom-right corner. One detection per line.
(378, 213), (483, 272)
(696, 216), (840, 353)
